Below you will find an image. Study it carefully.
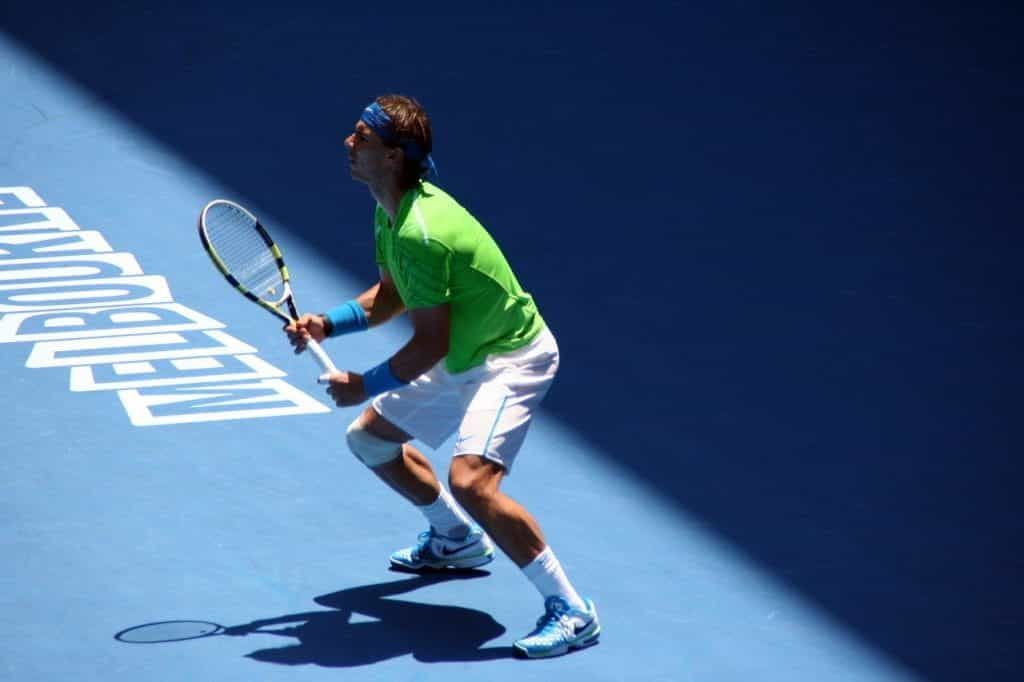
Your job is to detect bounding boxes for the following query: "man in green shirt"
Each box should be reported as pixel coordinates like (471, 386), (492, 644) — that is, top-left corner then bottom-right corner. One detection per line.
(285, 95), (599, 658)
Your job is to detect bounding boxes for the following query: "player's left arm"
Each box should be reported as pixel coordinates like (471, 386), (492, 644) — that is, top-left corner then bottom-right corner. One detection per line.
(323, 236), (451, 407)
(386, 237), (452, 380)
(323, 303), (449, 407)
(388, 303), (451, 381)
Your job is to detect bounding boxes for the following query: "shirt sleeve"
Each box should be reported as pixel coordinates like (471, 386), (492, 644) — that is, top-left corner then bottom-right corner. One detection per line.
(396, 234), (452, 308)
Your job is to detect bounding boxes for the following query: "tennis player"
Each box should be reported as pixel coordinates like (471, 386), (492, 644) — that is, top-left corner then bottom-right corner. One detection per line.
(284, 94), (599, 658)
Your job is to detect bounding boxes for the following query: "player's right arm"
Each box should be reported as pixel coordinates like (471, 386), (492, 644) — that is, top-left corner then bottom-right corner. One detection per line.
(285, 268), (405, 352)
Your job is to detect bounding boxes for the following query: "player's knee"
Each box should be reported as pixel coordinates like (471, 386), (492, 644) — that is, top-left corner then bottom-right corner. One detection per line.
(346, 419), (402, 468)
(448, 479), (481, 510)
(448, 460), (495, 508)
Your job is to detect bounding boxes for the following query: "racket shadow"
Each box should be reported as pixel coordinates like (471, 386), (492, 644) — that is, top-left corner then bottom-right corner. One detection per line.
(118, 570), (514, 667)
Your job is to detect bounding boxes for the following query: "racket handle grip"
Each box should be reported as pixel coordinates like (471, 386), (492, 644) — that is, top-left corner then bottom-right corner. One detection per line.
(305, 338), (339, 383)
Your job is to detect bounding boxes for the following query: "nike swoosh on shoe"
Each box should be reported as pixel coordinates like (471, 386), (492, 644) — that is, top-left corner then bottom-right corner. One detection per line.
(573, 619), (594, 636)
(439, 538), (482, 556)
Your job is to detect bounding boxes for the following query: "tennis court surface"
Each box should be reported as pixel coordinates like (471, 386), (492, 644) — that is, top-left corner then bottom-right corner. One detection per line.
(2, 3), (1019, 681)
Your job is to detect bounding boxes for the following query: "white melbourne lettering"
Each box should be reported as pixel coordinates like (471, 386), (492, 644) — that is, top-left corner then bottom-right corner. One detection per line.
(0, 253), (144, 283)
(0, 186), (330, 426)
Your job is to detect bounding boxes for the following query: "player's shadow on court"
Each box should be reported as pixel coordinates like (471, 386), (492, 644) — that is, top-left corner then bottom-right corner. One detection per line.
(223, 570), (513, 666)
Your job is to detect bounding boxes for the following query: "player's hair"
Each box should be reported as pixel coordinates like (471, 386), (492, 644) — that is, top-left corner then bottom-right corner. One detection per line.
(376, 94), (432, 188)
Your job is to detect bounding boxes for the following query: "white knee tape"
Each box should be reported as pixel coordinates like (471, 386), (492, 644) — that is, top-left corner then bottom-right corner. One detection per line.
(346, 420), (402, 468)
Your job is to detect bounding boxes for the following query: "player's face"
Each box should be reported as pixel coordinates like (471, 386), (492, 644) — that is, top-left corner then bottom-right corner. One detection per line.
(345, 121), (393, 184)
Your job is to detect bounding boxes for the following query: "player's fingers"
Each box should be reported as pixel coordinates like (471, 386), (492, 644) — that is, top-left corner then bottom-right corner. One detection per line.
(323, 373), (349, 405)
(287, 331), (307, 352)
(296, 313), (319, 330)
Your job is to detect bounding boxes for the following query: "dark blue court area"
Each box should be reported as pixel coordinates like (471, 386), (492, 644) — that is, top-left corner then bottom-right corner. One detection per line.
(2, 2), (1021, 680)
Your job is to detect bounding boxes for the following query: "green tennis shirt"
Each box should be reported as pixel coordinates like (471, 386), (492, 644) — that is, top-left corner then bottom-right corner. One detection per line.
(373, 181), (545, 374)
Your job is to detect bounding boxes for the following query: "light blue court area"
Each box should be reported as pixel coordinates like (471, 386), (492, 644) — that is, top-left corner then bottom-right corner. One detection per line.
(2, 4), (1020, 682)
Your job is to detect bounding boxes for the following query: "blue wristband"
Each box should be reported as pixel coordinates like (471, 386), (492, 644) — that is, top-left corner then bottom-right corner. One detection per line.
(362, 359), (408, 397)
(323, 300), (368, 337)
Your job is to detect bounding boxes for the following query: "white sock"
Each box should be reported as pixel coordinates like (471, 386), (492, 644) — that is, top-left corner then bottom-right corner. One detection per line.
(522, 546), (587, 612)
(417, 485), (473, 539)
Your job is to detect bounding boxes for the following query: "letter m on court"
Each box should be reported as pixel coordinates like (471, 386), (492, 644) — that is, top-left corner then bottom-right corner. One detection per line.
(117, 379), (329, 426)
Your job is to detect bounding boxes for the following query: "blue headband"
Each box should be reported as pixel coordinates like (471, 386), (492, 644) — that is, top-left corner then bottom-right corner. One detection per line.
(360, 102), (437, 177)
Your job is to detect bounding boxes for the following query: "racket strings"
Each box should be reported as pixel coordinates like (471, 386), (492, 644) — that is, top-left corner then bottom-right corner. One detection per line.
(204, 205), (285, 297)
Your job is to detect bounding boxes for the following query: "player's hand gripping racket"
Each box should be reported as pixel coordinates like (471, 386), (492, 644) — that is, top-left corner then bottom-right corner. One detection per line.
(198, 199), (338, 383)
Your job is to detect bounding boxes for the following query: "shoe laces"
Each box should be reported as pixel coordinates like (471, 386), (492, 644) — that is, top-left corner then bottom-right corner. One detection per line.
(412, 528), (438, 557)
(529, 597), (577, 639)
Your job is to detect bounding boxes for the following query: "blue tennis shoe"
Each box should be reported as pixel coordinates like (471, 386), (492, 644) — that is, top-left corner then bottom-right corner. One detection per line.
(389, 526), (494, 571)
(513, 596), (601, 658)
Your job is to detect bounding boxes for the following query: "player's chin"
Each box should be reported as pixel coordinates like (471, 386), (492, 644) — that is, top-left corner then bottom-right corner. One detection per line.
(348, 166), (369, 183)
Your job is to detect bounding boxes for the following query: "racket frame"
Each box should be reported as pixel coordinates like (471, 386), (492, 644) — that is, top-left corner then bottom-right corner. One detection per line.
(198, 199), (338, 381)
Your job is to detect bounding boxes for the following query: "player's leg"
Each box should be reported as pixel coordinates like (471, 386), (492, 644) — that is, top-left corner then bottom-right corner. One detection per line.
(446, 454), (544, 566)
(346, 403), (494, 570)
(449, 328), (599, 657)
(352, 405), (436, 505)
(448, 454), (599, 657)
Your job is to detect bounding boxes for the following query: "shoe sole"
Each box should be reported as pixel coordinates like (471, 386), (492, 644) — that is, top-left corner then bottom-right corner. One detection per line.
(513, 625), (601, 659)
(390, 549), (495, 571)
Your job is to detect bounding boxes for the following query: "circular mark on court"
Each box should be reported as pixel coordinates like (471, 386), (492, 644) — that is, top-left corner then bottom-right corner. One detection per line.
(115, 620), (225, 643)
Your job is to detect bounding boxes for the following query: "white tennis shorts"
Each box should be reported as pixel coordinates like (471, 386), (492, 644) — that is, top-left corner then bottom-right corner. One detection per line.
(371, 327), (559, 471)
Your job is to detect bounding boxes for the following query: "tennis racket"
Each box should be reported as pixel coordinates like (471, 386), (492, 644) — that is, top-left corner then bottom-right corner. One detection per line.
(198, 199), (338, 383)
